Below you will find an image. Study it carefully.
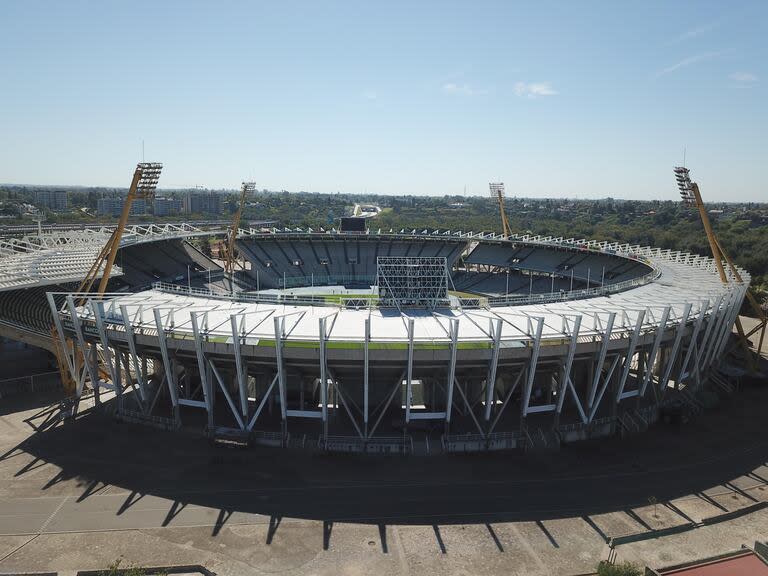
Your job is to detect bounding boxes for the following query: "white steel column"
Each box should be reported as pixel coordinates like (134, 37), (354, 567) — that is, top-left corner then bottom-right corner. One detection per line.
(363, 316), (370, 437)
(702, 292), (732, 371)
(152, 308), (180, 423)
(230, 314), (249, 419)
(615, 310), (646, 401)
(588, 355), (620, 422)
(708, 289), (741, 368)
(555, 315), (582, 416)
(588, 312), (616, 412)
(273, 316), (288, 441)
(714, 285), (747, 360)
(246, 374), (279, 432)
(405, 317), (414, 424)
(208, 360), (246, 430)
(47, 293), (78, 394)
(320, 317), (328, 442)
(190, 312), (214, 431)
(66, 295), (100, 399)
(120, 304), (147, 407)
(92, 301), (122, 414)
(658, 303), (692, 394)
(444, 317), (459, 430)
(484, 318), (503, 421)
(521, 317), (545, 417)
(694, 295), (723, 378)
(639, 306), (671, 398)
(678, 300), (708, 384)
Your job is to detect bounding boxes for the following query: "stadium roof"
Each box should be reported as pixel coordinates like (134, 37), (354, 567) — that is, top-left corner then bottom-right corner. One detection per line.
(79, 243), (740, 346)
(0, 223), (216, 292)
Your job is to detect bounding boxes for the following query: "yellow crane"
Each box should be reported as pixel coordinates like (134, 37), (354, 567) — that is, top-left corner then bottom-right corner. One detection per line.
(489, 182), (512, 237)
(76, 163), (163, 295)
(224, 181), (256, 280)
(674, 166), (766, 368)
(53, 162), (163, 394)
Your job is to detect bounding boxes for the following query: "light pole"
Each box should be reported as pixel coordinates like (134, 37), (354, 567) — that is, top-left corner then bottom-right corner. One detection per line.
(187, 264), (191, 293)
(505, 268), (509, 298)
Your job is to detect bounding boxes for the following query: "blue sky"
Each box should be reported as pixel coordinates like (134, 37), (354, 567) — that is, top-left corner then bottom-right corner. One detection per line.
(1, 1), (765, 200)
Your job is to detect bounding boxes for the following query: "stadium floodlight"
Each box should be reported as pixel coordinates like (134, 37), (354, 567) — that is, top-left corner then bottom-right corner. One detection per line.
(489, 182), (512, 237)
(673, 166), (696, 207)
(136, 162), (163, 198)
(242, 181), (257, 193)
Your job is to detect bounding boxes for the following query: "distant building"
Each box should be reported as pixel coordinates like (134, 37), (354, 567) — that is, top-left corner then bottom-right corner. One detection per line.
(183, 191), (221, 215)
(97, 198), (147, 217)
(35, 190), (67, 211)
(153, 197), (182, 217)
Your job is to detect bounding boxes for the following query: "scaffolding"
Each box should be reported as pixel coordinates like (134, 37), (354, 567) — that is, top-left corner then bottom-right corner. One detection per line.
(376, 256), (450, 308)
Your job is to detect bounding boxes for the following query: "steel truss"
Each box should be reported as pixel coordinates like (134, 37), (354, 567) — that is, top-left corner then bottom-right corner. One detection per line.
(376, 256), (450, 308)
(44, 232), (750, 452)
(50, 284), (745, 452)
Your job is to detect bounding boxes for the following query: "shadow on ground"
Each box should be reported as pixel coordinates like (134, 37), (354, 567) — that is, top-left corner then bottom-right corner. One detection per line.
(4, 382), (768, 536)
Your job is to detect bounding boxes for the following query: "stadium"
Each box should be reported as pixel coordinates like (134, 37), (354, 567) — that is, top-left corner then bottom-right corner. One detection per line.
(0, 211), (750, 454)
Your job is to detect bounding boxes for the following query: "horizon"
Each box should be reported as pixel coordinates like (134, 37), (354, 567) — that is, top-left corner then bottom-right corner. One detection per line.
(3, 180), (766, 205)
(1, 1), (766, 201)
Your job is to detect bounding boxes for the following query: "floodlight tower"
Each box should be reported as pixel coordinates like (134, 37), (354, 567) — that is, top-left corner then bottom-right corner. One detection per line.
(674, 166), (766, 362)
(77, 162), (163, 296)
(224, 181), (257, 279)
(489, 182), (512, 237)
(54, 163), (162, 397)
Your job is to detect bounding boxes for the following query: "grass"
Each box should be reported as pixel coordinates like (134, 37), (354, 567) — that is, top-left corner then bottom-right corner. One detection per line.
(448, 289), (481, 299)
(317, 293), (377, 304)
(99, 559), (167, 576)
(596, 561), (643, 576)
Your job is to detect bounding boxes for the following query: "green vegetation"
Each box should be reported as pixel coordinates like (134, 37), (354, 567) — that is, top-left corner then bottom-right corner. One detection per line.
(99, 559), (167, 576)
(315, 293), (376, 304)
(596, 560), (643, 576)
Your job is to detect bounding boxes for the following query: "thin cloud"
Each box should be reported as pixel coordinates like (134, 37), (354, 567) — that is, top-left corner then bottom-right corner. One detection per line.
(442, 82), (488, 96)
(657, 51), (722, 77)
(729, 71), (757, 83)
(513, 81), (557, 99)
(669, 22), (717, 44)
(362, 90), (378, 101)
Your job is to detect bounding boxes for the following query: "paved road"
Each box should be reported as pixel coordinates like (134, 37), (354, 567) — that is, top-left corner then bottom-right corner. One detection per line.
(1, 382), (768, 575)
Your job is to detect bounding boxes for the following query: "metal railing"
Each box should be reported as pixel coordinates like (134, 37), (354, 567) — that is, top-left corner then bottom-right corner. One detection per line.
(0, 371), (61, 398)
(484, 268), (661, 308)
(282, 274), (375, 288)
(152, 263), (661, 310)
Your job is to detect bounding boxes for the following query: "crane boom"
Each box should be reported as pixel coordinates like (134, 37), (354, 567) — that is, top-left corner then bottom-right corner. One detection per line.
(77, 162), (163, 296)
(224, 181), (256, 277)
(674, 167), (766, 369)
(489, 182), (512, 237)
(55, 163), (162, 398)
